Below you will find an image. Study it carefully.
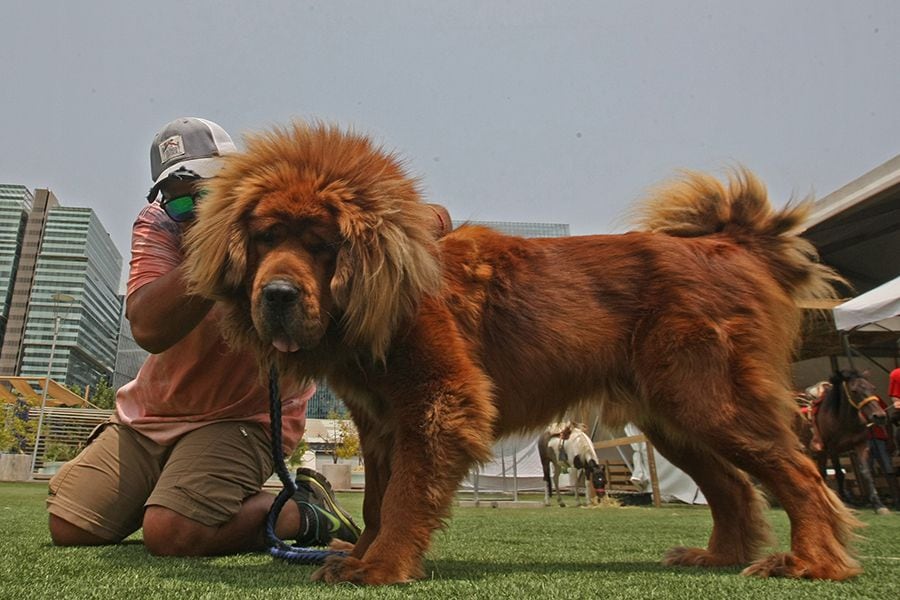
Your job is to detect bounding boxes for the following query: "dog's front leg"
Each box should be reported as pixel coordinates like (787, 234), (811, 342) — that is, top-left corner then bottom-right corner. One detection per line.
(313, 320), (497, 585)
(314, 382), (493, 584)
(312, 424), (465, 584)
(349, 438), (389, 558)
(313, 417), (389, 569)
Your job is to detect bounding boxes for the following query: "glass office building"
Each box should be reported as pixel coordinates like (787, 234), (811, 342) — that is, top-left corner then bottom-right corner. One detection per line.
(468, 220), (570, 237)
(111, 308), (149, 391)
(0, 188), (58, 376)
(0, 185), (32, 348)
(18, 207), (123, 391)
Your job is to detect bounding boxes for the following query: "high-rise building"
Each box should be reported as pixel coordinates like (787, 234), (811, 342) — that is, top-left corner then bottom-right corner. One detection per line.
(469, 221), (570, 237)
(111, 307), (148, 390)
(0, 188), (58, 375)
(0, 185), (33, 349)
(15, 202), (123, 391)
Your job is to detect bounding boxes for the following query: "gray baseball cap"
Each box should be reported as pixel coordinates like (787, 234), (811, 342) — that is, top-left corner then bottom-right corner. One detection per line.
(146, 117), (237, 202)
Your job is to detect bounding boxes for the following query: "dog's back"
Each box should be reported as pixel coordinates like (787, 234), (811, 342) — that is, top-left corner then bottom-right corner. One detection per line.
(437, 175), (842, 435)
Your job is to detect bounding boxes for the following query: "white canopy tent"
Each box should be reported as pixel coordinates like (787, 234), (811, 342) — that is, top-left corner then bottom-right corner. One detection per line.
(832, 275), (900, 332)
(461, 427), (708, 505)
(624, 424), (706, 505)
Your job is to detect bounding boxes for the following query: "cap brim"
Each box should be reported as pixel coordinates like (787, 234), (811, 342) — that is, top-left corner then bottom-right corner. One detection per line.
(154, 156), (224, 185)
(146, 157), (225, 202)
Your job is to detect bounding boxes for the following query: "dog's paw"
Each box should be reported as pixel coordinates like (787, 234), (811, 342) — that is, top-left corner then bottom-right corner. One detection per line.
(741, 553), (806, 579)
(742, 552), (861, 580)
(328, 539), (355, 553)
(662, 546), (741, 568)
(311, 554), (412, 585)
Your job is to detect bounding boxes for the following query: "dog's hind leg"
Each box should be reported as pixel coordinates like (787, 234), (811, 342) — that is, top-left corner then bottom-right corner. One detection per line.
(639, 422), (773, 567)
(645, 382), (861, 580)
(635, 315), (861, 580)
(660, 397), (861, 580)
(733, 436), (861, 579)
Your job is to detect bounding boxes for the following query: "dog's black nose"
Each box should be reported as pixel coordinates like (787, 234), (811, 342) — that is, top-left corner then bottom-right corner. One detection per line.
(263, 280), (299, 306)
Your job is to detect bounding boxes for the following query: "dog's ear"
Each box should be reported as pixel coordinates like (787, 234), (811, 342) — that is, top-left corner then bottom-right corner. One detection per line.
(330, 199), (442, 362)
(183, 179), (250, 300)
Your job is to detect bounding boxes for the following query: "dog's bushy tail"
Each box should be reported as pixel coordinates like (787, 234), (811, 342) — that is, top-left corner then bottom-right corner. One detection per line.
(635, 168), (845, 302)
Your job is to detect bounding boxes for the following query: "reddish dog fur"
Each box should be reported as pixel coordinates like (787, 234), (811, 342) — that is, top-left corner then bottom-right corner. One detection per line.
(184, 122), (861, 584)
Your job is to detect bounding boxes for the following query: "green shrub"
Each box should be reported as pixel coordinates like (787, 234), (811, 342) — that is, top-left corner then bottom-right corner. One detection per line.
(1, 399), (36, 454)
(44, 441), (80, 462)
(287, 438), (310, 466)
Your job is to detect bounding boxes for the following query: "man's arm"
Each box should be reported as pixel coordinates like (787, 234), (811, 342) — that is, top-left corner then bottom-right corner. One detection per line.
(127, 264), (214, 354)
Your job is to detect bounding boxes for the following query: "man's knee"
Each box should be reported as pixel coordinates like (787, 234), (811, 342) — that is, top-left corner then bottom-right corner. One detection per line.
(49, 514), (117, 546)
(143, 506), (214, 556)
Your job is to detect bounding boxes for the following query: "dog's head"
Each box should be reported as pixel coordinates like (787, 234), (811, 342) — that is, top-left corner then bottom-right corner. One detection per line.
(184, 122), (442, 363)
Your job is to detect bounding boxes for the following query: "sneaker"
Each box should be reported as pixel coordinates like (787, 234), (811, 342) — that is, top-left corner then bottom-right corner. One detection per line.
(293, 467), (361, 546)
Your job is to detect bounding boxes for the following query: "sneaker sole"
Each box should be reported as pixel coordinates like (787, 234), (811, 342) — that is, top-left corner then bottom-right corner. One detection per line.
(295, 468), (361, 536)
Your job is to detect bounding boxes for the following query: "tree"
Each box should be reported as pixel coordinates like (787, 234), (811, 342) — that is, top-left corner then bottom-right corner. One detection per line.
(323, 409), (360, 464)
(335, 419), (360, 463)
(1, 398), (36, 454)
(288, 438), (310, 466)
(89, 378), (116, 410)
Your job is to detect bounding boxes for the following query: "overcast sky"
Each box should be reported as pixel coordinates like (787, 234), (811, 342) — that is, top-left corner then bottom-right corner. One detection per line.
(2, 1), (898, 289)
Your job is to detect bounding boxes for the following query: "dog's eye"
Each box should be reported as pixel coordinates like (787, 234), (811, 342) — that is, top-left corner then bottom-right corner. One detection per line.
(305, 236), (339, 255)
(308, 241), (332, 254)
(253, 229), (278, 247)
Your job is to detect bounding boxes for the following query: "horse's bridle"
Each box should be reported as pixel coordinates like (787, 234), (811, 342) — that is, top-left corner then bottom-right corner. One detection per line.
(841, 381), (880, 426)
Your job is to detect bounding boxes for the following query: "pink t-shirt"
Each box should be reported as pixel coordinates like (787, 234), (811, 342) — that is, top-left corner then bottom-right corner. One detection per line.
(113, 203), (310, 452)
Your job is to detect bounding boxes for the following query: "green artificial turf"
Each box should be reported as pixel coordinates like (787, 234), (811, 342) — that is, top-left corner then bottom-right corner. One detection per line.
(1, 482), (898, 599)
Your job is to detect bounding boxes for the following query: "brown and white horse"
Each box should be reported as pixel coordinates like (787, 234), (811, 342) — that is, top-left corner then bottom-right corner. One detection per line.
(538, 422), (606, 507)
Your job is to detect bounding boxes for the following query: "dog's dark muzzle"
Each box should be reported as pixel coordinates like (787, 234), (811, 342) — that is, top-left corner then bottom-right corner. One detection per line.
(263, 280), (300, 311)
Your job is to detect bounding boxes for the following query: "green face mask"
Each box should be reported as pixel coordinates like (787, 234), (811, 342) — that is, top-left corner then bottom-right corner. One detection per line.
(160, 189), (207, 222)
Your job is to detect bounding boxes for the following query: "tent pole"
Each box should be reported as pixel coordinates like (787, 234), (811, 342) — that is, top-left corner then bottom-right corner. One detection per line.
(840, 332), (857, 371)
(512, 442), (518, 502)
(645, 440), (662, 508)
(841, 332), (891, 374)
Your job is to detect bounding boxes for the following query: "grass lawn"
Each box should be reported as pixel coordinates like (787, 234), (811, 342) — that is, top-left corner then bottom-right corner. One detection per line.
(1, 482), (898, 599)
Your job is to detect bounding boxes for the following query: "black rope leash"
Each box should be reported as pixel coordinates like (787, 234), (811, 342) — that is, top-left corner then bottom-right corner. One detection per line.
(265, 365), (347, 564)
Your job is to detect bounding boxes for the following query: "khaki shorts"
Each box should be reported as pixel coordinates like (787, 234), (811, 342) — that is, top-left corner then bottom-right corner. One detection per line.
(47, 421), (273, 541)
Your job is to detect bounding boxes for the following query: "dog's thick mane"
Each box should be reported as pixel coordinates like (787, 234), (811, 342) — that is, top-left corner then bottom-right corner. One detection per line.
(184, 122), (442, 364)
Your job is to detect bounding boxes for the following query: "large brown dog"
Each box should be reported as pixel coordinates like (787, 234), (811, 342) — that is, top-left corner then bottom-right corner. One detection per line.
(184, 122), (860, 584)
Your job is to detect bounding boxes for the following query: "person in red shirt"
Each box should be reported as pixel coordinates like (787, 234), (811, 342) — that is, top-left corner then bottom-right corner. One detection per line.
(890, 367), (900, 457)
(866, 392), (899, 508)
(890, 367), (900, 415)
